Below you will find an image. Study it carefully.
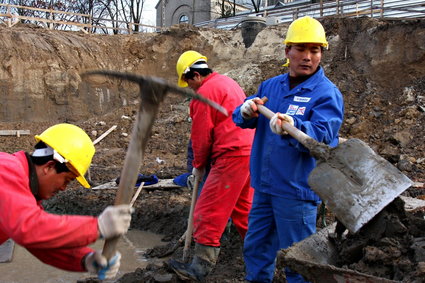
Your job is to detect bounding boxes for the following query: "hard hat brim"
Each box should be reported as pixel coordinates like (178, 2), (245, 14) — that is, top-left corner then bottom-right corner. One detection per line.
(77, 175), (91, 188)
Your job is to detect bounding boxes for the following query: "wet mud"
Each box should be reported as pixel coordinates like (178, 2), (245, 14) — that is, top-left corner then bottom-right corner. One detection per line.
(333, 197), (425, 282)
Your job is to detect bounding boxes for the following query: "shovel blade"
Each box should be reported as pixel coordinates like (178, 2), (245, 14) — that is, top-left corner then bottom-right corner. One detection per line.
(308, 138), (412, 233)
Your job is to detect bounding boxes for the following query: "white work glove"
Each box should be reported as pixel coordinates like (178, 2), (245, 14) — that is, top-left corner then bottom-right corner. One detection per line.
(98, 204), (133, 239)
(240, 98), (263, 119)
(192, 167), (205, 181)
(84, 250), (121, 280)
(269, 113), (294, 135)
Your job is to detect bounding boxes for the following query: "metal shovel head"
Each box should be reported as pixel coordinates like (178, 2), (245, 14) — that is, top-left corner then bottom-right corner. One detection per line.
(308, 138), (413, 233)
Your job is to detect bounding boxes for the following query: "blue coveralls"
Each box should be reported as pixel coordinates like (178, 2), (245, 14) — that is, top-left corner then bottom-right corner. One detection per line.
(233, 67), (344, 283)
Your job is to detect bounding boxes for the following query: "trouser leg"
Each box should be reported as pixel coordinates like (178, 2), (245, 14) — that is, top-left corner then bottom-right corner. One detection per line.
(193, 156), (252, 247)
(244, 191), (277, 283)
(273, 196), (318, 283)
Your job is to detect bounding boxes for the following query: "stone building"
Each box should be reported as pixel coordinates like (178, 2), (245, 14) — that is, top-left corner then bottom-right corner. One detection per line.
(154, 0), (280, 27)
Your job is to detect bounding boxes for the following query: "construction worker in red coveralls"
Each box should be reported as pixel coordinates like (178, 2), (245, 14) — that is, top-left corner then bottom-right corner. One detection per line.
(0, 123), (133, 280)
(233, 16), (344, 282)
(169, 50), (255, 281)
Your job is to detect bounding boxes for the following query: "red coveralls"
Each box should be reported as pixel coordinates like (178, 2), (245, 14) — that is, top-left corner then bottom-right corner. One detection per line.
(191, 72), (255, 247)
(0, 151), (99, 271)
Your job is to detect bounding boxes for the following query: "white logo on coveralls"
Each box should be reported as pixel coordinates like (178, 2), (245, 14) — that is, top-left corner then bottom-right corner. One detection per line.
(286, 105), (306, 116)
(296, 107), (306, 115)
(294, 96), (311, 102)
(286, 105), (298, 115)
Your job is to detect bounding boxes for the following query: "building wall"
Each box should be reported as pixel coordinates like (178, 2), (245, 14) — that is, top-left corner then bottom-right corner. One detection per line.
(155, 0), (249, 28)
(156, 0), (212, 27)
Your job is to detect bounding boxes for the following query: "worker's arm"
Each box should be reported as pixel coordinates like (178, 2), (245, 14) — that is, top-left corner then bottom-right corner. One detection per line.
(27, 245), (94, 272)
(0, 154), (98, 249)
(190, 98), (214, 169)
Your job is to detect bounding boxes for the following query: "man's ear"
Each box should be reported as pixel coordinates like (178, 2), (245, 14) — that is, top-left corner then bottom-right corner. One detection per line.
(42, 160), (57, 174)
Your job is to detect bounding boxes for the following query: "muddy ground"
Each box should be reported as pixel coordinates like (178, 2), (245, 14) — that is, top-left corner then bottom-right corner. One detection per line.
(0, 16), (425, 282)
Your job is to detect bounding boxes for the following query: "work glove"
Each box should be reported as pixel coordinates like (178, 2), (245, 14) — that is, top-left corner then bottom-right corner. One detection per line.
(84, 250), (121, 280)
(192, 167), (205, 181)
(240, 97), (263, 119)
(270, 113), (294, 135)
(98, 204), (133, 239)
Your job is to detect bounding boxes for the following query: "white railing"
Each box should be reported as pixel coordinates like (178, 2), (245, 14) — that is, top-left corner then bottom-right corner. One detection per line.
(0, 1), (423, 33)
(196, 0), (425, 30)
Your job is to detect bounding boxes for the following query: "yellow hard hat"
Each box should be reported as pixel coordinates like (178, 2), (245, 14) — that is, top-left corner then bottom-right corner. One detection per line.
(176, 50), (207, 87)
(35, 123), (95, 188)
(284, 16), (328, 49)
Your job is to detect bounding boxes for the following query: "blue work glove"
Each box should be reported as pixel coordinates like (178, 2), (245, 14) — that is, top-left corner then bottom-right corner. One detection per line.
(84, 250), (121, 280)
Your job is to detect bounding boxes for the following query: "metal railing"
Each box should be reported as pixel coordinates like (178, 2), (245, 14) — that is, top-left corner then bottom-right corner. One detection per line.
(195, 0), (425, 30)
(0, 1), (423, 33)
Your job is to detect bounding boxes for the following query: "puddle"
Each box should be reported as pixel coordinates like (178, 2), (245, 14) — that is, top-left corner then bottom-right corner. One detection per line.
(0, 230), (166, 283)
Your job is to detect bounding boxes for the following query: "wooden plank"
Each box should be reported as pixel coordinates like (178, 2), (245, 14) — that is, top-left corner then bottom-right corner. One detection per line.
(400, 196), (425, 212)
(0, 239), (14, 263)
(93, 125), (117, 145)
(0, 130), (30, 136)
(91, 181), (117, 190)
(146, 178), (182, 190)
(92, 179), (182, 190)
(0, 3), (90, 17)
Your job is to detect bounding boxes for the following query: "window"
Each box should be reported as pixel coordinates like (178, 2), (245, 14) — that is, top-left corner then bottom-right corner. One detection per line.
(179, 15), (189, 23)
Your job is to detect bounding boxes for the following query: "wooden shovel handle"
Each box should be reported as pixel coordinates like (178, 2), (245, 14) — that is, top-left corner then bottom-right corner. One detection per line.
(256, 97), (329, 160)
(182, 175), (201, 262)
(256, 97), (315, 150)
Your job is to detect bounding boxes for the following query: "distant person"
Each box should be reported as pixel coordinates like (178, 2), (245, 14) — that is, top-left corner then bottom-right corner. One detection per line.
(169, 50), (255, 281)
(0, 123), (133, 280)
(233, 16), (344, 282)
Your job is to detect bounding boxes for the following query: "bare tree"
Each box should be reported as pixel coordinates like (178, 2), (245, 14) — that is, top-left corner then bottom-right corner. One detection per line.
(128, 0), (145, 32)
(217, 0), (237, 18)
(251, 0), (262, 13)
(2, 0), (148, 34)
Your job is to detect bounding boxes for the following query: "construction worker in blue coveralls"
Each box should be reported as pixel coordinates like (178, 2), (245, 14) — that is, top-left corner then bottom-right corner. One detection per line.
(233, 16), (344, 283)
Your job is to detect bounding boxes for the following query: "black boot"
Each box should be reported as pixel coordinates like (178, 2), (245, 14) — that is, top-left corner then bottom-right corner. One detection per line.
(169, 243), (220, 281)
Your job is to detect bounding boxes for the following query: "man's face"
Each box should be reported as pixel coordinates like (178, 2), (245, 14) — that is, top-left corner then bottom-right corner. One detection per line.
(183, 72), (203, 91)
(285, 43), (322, 77)
(37, 161), (77, 199)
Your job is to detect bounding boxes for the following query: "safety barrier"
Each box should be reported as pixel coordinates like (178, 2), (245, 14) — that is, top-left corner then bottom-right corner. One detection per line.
(196, 0), (425, 30)
(0, 1), (424, 33)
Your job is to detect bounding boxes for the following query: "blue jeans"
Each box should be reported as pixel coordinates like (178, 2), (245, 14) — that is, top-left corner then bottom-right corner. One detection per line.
(244, 190), (318, 283)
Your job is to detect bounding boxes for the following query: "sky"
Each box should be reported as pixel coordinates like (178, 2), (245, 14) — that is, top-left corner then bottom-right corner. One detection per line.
(141, 0), (157, 27)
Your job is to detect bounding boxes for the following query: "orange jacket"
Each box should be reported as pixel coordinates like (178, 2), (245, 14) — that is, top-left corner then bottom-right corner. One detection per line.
(190, 72), (254, 169)
(0, 151), (98, 271)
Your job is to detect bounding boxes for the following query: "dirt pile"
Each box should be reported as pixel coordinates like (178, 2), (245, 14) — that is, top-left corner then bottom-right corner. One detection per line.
(333, 197), (425, 282)
(1, 16), (425, 282)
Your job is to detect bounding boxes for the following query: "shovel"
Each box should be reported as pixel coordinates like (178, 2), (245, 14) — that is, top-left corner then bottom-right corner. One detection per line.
(82, 70), (228, 262)
(256, 97), (412, 233)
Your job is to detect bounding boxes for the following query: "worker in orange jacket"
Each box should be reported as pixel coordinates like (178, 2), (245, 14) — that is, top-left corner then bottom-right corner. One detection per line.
(169, 50), (255, 281)
(0, 123), (133, 280)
